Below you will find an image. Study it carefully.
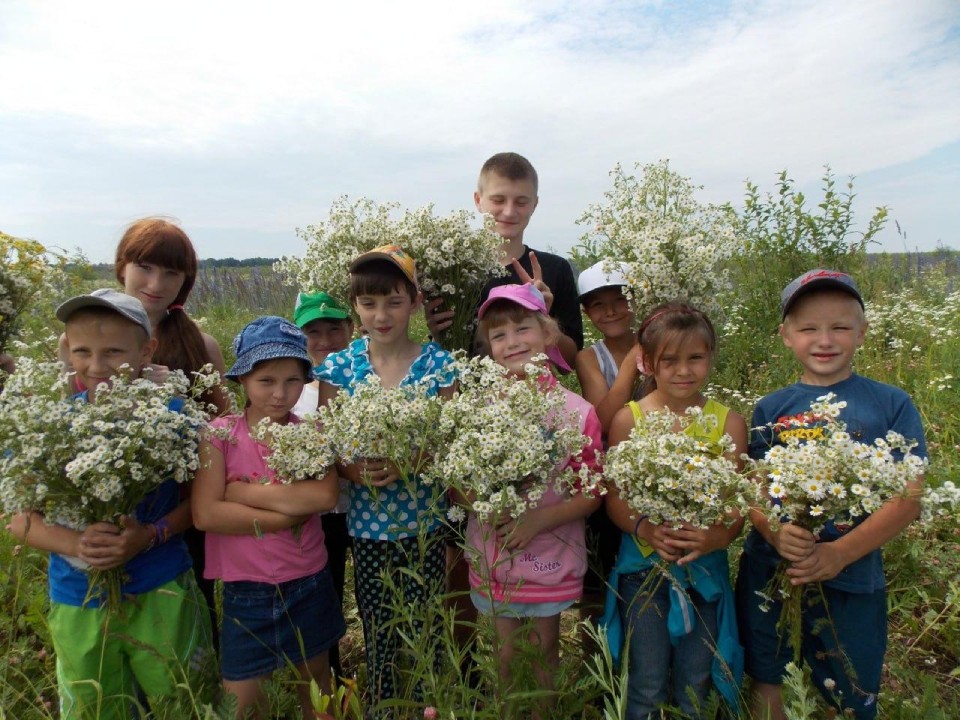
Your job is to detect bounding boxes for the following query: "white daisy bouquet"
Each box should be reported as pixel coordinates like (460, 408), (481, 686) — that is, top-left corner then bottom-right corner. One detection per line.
(749, 395), (927, 537)
(275, 197), (506, 352)
(423, 355), (601, 522)
(748, 393), (927, 657)
(0, 232), (59, 352)
(604, 406), (756, 534)
(393, 205), (506, 353)
(0, 358), (220, 610)
(576, 160), (741, 320)
(250, 415), (336, 483)
(316, 374), (447, 481)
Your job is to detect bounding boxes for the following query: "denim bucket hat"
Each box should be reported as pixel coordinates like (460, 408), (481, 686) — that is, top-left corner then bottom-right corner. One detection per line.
(226, 316), (311, 379)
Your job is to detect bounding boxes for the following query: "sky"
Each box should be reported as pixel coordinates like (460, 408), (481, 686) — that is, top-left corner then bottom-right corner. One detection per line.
(1, 0), (958, 263)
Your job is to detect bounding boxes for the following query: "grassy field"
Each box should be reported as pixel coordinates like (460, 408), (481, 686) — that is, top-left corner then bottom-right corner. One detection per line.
(1, 247), (959, 719)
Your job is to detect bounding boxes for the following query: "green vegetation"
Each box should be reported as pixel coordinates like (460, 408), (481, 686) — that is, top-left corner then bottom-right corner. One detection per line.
(1, 167), (958, 718)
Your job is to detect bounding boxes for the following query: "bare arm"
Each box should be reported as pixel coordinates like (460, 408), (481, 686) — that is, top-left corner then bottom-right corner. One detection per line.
(224, 468), (339, 515)
(787, 479), (922, 585)
(192, 438), (308, 535)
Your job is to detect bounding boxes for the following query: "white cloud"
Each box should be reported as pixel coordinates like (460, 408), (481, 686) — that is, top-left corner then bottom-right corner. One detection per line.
(0, 0), (957, 259)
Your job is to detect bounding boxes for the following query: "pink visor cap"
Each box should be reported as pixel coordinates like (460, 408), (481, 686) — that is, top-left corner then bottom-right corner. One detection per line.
(478, 283), (573, 373)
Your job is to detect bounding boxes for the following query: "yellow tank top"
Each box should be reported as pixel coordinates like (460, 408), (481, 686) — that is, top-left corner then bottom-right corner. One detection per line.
(626, 398), (730, 456)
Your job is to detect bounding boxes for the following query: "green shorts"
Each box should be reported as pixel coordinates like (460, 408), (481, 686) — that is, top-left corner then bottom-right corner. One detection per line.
(49, 570), (215, 720)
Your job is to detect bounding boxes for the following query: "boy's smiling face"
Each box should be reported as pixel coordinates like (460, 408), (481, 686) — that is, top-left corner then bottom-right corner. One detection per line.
(65, 310), (155, 399)
(582, 286), (634, 340)
(780, 290), (867, 386)
(474, 172), (538, 244)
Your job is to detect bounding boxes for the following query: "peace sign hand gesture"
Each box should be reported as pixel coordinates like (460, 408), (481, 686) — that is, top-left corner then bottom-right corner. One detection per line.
(511, 251), (554, 312)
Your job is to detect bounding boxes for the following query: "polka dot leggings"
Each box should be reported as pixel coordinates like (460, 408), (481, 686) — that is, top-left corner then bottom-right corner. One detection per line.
(353, 532), (446, 711)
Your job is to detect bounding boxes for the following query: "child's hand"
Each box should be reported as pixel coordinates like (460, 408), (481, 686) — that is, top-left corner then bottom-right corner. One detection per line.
(77, 516), (151, 570)
(424, 298), (455, 337)
(355, 459), (401, 487)
(786, 542), (849, 585)
(662, 522), (726, 565)
(142, 363), (172, 385)
(495, 508), (548, 551)
(770, 523), (816, 562)
(638, 521), (683, 563)
(511, 253), (554, 311)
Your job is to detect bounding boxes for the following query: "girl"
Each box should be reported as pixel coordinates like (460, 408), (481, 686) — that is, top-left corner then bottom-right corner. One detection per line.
(315, 245), (455, 710)
(602, 302), (747, 719)
(59, 218), (229, 644)
(193, 316), (345, 719)
(467, 283), (602, 719)
(292, 290), (355, 683)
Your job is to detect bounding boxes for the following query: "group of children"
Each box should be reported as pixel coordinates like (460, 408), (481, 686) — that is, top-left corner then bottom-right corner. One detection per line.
(3, 153), (927, 720)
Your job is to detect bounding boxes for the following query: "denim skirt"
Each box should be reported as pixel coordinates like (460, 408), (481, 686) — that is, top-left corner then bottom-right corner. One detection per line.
(220, 566), (346, 681)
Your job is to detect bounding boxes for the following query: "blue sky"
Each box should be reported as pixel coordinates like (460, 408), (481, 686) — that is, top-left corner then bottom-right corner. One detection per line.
(1, 0), (957, 262)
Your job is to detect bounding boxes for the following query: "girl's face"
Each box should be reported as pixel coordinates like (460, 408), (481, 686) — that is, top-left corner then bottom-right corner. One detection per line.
(240, 358), (307, 424)
(488, 313), (553, 376)
(583, 287), (634, 340)
(122, 261), (186, 321)
(301, 319), (353, 365)
(643, 333), (712, 405)
(353, 288), (419, 345)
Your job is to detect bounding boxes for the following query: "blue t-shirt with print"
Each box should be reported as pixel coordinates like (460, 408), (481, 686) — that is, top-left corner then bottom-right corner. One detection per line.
(315, 336), (455, 541)
(49, 394), (192, 607)
(743, 374), (927, 593)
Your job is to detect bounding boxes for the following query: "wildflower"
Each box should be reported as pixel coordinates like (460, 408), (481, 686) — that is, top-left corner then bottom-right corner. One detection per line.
(823, 677), (836, 691)
(424, 707), (438, 719)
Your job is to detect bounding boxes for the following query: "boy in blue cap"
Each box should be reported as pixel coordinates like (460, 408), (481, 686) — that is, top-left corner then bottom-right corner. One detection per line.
(736, 270), (927, 720)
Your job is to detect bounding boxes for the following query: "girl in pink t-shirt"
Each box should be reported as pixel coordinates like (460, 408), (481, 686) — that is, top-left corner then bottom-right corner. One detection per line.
(193, 316), (344, 719)
(467, 284), (603, 719)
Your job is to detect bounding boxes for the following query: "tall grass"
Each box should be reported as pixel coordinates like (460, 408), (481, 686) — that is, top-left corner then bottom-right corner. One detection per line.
(2, 249), (959, 718)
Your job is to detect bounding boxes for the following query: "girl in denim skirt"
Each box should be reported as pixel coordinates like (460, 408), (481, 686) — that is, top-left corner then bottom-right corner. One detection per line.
(193, 316), (345, 718)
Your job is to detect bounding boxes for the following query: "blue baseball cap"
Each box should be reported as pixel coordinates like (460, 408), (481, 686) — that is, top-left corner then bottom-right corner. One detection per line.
(226, 316), (312, 379)
(781, 269), (864, 320)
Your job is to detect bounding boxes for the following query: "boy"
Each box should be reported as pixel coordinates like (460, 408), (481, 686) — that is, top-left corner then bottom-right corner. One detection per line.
(5, 288), (213, 719)
(735, 270), (926, 720)
(427, 152), (583, 364)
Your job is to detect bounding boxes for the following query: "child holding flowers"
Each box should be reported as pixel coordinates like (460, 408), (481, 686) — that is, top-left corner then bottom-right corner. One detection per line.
(5, 289), (214, 719)
(192, 316), (345, 719)
(602, 302), (748, 719)
(735, 270), (927, 720)
(315, 245), (456, 709)
(465, 283), (602, 718)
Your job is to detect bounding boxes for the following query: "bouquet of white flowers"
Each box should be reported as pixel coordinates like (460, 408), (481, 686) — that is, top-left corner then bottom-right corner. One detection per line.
(250, 415), (336, 484)
(604, 406), (756, 533)
(748, 393), (928, 657)
(0, 232), (61, 352)
(576, 161), (741, 321)
(0, 358), (220, 610)
(424, 356), (601, 522)
(749, 395), (927, 537)
(316, 374), (446, 481)
(275, 197), (506, 352)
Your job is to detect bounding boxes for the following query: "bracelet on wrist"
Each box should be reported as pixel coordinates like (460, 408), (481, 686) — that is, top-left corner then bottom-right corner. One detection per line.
(633, 515), (648, 538)
(142, 524), (159, 553)
(154, 517), (172, 546)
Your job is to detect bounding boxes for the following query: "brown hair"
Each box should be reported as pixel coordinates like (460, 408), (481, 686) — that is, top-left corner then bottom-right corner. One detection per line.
(349, 260), (418, 303)
(636, 302), (717, 398)
(114, 218), (211, 375)
(478, 152), (539, 193)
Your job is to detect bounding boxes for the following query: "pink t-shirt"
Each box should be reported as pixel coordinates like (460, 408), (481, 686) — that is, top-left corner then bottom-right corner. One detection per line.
(466, 385), (603, 604)
(203, 413), (328, 583)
